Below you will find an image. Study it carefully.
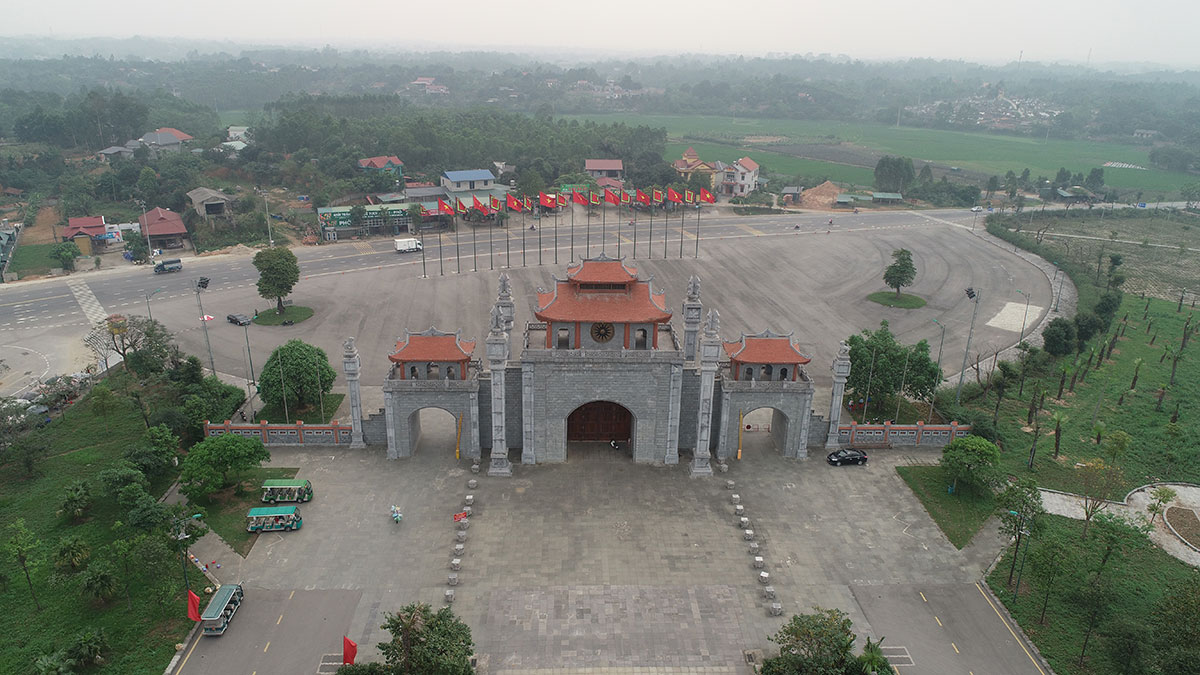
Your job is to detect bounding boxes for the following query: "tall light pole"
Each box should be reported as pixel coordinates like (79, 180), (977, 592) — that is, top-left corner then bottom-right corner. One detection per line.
(955, 288), (981, 404)
(1016, 288), (1032, 341)
(144, 287), (163, 321)
(194, 277), (216, 374)
(263, 194), (274, 247)
(930, 318), (946, 423)
(172, 513), (204, 592)
(243, 323), (256, 388)
(1055, 266), (1066, 312)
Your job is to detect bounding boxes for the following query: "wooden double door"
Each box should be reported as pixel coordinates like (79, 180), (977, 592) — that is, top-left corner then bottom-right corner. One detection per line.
(567, 401), (632, 442)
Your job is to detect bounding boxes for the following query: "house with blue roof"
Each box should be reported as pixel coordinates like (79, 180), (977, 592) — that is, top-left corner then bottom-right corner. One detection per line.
(441, 170), (496, 193)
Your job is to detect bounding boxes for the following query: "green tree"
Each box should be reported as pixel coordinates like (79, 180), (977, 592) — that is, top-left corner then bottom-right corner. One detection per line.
(349, 204), (367, 229)
(50, 241), (81, 271)
(258, 339), (337, 415)
(56, 480), (92, 523)
(1027, 530), (1072, 624)
(940, 436), (1000, 494)
(52, 534), (91, 573)
(123, 232), (150, 263)
(1075, 575), (1115, 667)
(179, 434), (270, 500)
(80, 561), (119, 604)
(376, 602), (475, 675)
(135, 166), (158, 202)
(124, 424), (180, 478)
(253, 246), (301, 314)
(14, 435), (49, 477)
(1101, 429), (1131, 465)
(1050, 411), (1068, 459)
(858, 636), (890, 674)
(1041, 317), (1076, 357)
(89, 384), (119, 433)
(763, 606), (859, 674)
(845, 321), (940, 419)
(5, 518), (44, 611)
(97, 461), (149, 500)
(1078, 459), (1124, 539)
(1147, 485), (1176, 524)
(872, 156), (915, 192)
(1151, 578), (1200, 674)
(882, 248), (916, 297)
(996, 478), (1044, 586)
(516, 170), (546, 197)
(1101, 619), (1150, 675)
(917, 163), (934, 184)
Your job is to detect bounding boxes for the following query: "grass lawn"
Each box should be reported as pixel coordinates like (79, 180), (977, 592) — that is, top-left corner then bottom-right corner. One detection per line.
(255, 393), (345, 425)
(896, 465), (995, 548)
(986, 515), (1197, 675)
(191, 467), (299, 556)
(866, 291), (926, 309)
(0, 386), (202, 674)
(8, 242), (61, 277)
(569, 114), (1193, 194)
(252, 304), (314, 326)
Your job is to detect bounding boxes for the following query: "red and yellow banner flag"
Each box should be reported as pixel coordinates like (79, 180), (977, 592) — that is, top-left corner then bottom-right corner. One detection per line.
(506, 193), (523, 211)
(523, 196), (534, 211)
(420, 205), (432, 217)
(652, 189), (664, 203)
(557, 193), (567, 207)
(456, 198), (469, 214)
(539, 192), (556, 208)
(620, 190), (632, 204)
(699, 188), (715, 203)
(589, 192), (601, 206)
(604, 189), (619, 206)
(667, 188), (683, 203)
(490, 195), (502, 211)
(438, 198), (455, 215)
(572, 190), (588, 205)
(636, 189), (649, 205)
(684, 189), (695, 203)
(473, 195), (487, 213)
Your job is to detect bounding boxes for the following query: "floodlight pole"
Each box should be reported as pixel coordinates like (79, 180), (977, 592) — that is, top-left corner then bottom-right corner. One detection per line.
(194, 279), (216, 374)
(144, 287), (163, 321)
(955, 290), (981, 404)
(930, 318), (946, 423)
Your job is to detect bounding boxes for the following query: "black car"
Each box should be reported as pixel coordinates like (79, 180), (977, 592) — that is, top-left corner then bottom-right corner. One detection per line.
(227, 313), (252, 326)
(827, 448), (868, 466)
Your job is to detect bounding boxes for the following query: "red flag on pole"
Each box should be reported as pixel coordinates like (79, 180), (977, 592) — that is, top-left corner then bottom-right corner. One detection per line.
(187, 590), (201, 622)
(523, 196), (534, 211)
(572, 190), (587, 205)
(684, 189), (695, 203)
(557, 193), (567, 207)
(589, 192), (601, 206)
(699, 188), (716, 203)
(473, 195), (486, 213)
(343, 636), (357, 665)
(490, 195), (502, 211)
(438, 198), (454, 215)
(604, 189), (619, 205)
(456, 198), (469, 215)
(419, 205), (431, 217)
(667, 188), (683, 203)
(652, 189), (664, 203)
(539, 192), (556, 208)
(506, 193), (523, 211)
(636, 190), (649, 205)
(620, 190), (632, 204)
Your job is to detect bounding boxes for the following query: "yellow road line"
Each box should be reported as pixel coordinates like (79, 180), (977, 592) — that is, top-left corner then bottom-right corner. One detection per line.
(919, 592), (928, 602)
(975, 582), (1047, 675)
(277, 614), (283, 625)
(288, 590), (295, 600)
(263, 641), (270, 653)
(952, 642), (960, 654)
(176, 632), (202, 673)
(934, 616), (942, 627)
(0, 293), (71, 308)
(736, 224), (764, 236)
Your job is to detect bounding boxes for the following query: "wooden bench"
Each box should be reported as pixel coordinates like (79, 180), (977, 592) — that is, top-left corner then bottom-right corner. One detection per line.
(848, 441), (893, 451)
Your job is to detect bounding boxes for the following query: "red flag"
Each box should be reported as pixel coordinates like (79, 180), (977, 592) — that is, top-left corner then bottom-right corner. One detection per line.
(473, 195), (487, 213)
(636, 190), (649, 205)
(456, 198), (469, 215)
(604, 189), (619, 206)
(699, 188), (715, 203)
(572, 190), (588, 205)
(438, 198), (454, 216)
(419, 205), (431, 217)
(652, 189), (664, 203)
(506, 193), (523, 211)
(557, 193), (567, 207)
(187, 590), (201, 622)
(490, 195), (502, 211)
(539, 192), (556, 208)
(620, 190), (632, 204)
(343, 636), (357, 665)
(684, 189), (695, 203)
(667, 188), (683, 203)
(523, 196), (534, 211)
(589, 192), (601, 206)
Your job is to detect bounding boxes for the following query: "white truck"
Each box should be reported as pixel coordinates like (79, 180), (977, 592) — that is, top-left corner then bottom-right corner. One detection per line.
(393, 237), (423, 253)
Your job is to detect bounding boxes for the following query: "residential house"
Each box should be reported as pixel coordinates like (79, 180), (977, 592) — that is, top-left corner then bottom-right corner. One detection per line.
(59, 216), (107, 256)
(871, 192), (903, 204)
(139, 127), (193, 154)
(714, 157), (759, 197)
(227, 126), (249, 141)
(2, 186), (24, 199)
(442, 170), (496, 193)
(186, 187), (234, 218)
(220, 140), (248, 156)
(585, 159), (624, 181)
(97, 145), (133, 162)
(780, 187), (802, 206)
(671, 147), (717, 186)
(357, 156), (405, 176)
(139, 207), (189, 251)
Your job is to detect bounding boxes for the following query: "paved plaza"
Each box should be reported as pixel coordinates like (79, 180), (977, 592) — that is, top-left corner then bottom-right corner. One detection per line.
(183, 411), (1042, 673)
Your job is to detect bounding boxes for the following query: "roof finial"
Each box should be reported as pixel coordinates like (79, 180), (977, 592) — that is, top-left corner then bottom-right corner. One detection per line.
(489, 303), (505, 335)
(686, 275), (701, 302)
(498, 273), (512, 301)
(704, 308), (720, 337)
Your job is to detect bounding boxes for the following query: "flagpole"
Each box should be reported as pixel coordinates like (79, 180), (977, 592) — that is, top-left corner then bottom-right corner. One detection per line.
(601, 197), (606, 254)
(632, 200), (638, 260)
(505, 212), (511, 268)
(679, 201), (685, 259)
(648, 202), (654, 259)
(521, 210), (526, 267)
(455, 215), (461, 274)
(554, 203), (559, 265)
(695, 201), (701, 258)
(488, 215), (494, 271)
(586, 202), (591, 258)
(419, 220), (427, 278)
(437, 230), (444, 276)
(616, 197), (622, 259)
(663, 201), (669, 260)
(570, 202), (575, 262)
(537, 208), (542, 266)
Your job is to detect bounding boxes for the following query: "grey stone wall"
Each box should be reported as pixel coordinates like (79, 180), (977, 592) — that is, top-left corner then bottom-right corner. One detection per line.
(478, 373), (493, 449)
(505, 365), (524, 447)
(363, 410), (388, 445)
(713, 378), (815, 460)
(204, 421), (354, 446)
(677, 368), (700, 450)
(807, 414), (828, 447)
(382, 378), (481, 460)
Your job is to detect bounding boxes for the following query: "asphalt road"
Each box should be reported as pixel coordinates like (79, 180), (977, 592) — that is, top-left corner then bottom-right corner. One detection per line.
(172, 588), (359, 675)
(0, 207), (1055, 402)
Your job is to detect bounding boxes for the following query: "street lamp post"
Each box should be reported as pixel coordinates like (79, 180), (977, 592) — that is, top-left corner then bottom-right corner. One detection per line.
(173, 513), (204, 592)
(263, 195), (274, 247)
(930, 318), (947, 423)
(1013, 526), (1033, 601)
(1016, 289), (1032, 341)
(144, 287), (163, 321)
(955, 288), (981, 405)
(193, 278), (216, 374)
(1055, 266), (1066, 312)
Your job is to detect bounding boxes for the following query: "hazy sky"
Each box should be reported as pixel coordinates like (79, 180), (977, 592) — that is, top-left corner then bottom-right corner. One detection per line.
(9, 0), (1200, 67)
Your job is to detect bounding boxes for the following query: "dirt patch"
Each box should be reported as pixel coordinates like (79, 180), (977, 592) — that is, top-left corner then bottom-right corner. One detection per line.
(798, 180), (844, 210)
(22, 206), (60, 245)
(743, 135), (788, 144)
(197, 243), (259, 257)
(1165, 506), (1200, 549)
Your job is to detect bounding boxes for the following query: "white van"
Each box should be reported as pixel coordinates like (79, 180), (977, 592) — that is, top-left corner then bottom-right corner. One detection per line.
(393, 238), (423, 253)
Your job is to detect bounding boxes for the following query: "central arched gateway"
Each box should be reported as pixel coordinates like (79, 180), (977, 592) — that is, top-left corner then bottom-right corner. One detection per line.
(567, 401), (632, 442)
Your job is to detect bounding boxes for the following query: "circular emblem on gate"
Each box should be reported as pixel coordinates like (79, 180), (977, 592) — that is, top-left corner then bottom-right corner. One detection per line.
(590, 322), (615, 343)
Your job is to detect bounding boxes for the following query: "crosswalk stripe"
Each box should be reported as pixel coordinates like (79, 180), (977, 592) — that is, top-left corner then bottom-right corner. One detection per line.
(66, 280), (108, 326)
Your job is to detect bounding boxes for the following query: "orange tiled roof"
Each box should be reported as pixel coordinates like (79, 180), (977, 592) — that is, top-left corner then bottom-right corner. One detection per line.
(389, 328), (475, 363)
(535, 257), (670, 323)
(723, 332), (811, 364)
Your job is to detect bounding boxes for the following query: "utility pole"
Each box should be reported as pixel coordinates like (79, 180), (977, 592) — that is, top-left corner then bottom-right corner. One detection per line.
(955, 288), (981, 404)
(194, 277), (215, 374)
(144, 287), (163, 321)
(263, 194), (274, 247)
(930, 318), (946, 423)
(243, 324), (256, 387)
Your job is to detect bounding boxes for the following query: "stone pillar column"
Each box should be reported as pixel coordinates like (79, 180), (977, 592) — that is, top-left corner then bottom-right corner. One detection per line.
(342, 337), (366, 448)
(682, 275), (702, 361)
(664, 363), (682, 464)
(520, 362), (536, 464)
(826, 340), (852, 449)
(497, 272), (515, 333)
(486, 304), (512, 476)
(383, 390), (398, 459)
(691, 309), (721, 476)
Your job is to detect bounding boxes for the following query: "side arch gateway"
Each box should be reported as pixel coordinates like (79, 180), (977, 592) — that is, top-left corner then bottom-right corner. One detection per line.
(715, 384), (814, 461)
(382, 377), (480, 460)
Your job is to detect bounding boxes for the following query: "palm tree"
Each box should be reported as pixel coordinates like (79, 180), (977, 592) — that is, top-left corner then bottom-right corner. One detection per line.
(1051, 411), (1069, 459)
(1129, 358), (1144, 390)
(858, 636), (890, 674)
(81, 563), (119, 603)
(52, 535), (91, 572)
(1056, 362), (1072, 399)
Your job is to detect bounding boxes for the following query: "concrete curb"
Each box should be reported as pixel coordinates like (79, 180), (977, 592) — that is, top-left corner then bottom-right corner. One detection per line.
(162, 621), (203, 675)
(977, 580), (1059, 675)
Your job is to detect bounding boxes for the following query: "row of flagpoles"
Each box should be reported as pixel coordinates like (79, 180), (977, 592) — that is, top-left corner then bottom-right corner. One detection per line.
(424, 186), (717, 218)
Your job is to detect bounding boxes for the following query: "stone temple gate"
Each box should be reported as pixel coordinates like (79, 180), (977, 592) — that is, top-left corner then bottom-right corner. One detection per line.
(341, 255), (855, 475)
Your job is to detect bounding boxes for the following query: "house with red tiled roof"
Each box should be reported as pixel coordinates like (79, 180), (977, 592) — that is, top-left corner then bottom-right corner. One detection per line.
(59, 216), (107, 256)
(154, 127), (194, 142)
(139, 207), (189, 251)
(357, 156), (404, 176)
(723, 330), (812, 381)
(584, 159), (624, 181)
(671, 147), (717, 186)
(714, 157), (760, 197)
(389, 328), (476, 380)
